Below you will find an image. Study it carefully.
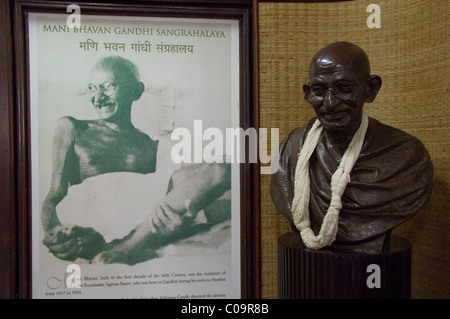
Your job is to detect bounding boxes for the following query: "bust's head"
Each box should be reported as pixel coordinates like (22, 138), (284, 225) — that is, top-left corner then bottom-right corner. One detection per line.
(303, 42), (382, 136)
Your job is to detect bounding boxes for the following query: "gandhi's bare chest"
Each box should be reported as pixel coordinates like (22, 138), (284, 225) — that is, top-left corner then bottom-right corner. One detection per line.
(73, 125), (152, 178)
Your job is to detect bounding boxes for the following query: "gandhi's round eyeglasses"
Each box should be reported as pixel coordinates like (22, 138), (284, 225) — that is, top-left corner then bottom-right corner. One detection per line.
(87, 82), (132, 96)
(304, 82), (356, 106)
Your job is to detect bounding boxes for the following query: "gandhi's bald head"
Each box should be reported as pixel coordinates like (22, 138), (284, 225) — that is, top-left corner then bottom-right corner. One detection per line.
(91, 56), (141, 84)
(309, 42), (371, 80)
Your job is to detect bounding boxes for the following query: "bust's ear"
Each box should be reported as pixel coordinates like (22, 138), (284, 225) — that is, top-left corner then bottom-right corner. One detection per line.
(365, 75), (382, 103)
(302, 83), (309, 95)
(131, 81), (145, 101)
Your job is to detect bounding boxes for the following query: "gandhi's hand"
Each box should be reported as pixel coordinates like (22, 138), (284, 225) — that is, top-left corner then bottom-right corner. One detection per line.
(43, 225), (106, 261)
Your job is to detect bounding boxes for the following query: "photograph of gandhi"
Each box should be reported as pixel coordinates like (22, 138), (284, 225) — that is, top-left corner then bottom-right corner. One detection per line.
(41, 56), (232, 265)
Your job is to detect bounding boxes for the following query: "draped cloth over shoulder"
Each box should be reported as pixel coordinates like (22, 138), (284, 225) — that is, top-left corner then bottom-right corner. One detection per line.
(270, 117), (434, 250)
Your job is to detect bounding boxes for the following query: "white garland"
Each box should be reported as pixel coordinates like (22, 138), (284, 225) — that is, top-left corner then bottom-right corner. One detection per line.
(291, 112), (369, 249)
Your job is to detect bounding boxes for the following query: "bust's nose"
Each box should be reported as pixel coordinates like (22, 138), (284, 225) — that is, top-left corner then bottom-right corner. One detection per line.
(322, 89), (339, 112)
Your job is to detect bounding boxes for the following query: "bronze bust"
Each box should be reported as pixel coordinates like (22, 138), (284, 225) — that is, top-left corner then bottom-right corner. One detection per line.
(270, 42), (433, 252)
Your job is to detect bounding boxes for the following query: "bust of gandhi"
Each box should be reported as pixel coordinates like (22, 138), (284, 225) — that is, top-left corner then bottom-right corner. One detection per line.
(270, 42), (433, 252)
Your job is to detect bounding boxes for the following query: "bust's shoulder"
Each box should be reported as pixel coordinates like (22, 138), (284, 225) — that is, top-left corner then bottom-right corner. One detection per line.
(362, 117), (433, 178)
(366, 117), (427, 153)
(282, 118), (317, 146)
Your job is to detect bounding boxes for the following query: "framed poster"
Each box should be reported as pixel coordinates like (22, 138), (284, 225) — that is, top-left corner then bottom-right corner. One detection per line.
(11, 0), (259, 299)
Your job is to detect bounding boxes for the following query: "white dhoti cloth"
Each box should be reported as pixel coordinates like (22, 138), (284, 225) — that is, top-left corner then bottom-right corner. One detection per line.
(56, 139), (178, 243)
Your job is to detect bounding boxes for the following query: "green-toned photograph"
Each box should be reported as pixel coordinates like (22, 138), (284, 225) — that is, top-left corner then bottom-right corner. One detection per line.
(30, 12), (241, 299)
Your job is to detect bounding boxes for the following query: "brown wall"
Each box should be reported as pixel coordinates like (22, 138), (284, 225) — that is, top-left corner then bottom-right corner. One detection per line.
(259, 0), (449, 298)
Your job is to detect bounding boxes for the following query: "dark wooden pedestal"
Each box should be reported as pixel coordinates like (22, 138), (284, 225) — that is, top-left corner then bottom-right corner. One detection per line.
(278, 232), (412, 299)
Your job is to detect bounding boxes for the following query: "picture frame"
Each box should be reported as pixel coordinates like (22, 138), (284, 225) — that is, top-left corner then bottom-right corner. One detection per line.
(1, 0), (260, 299)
